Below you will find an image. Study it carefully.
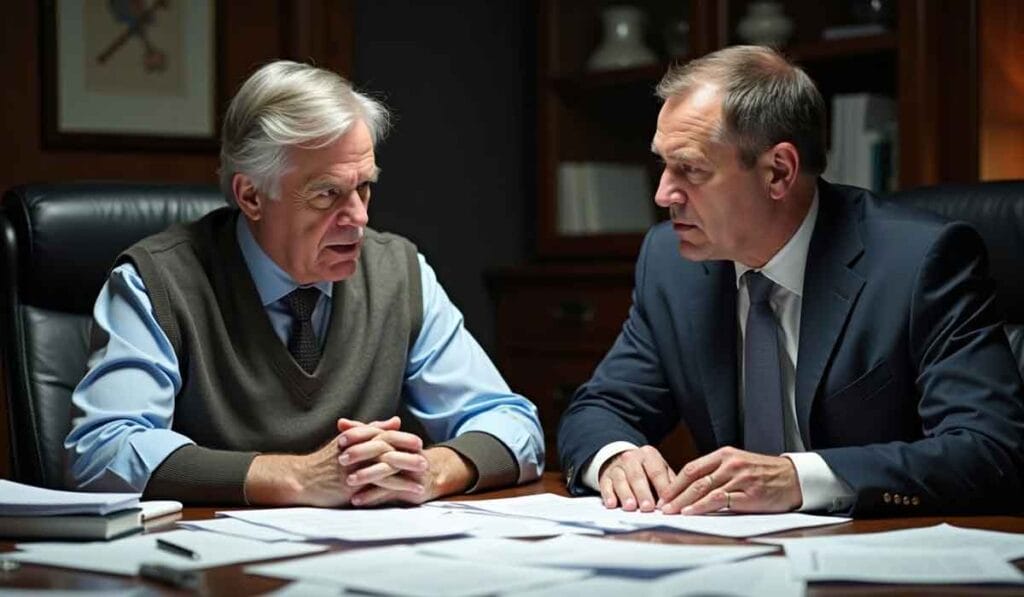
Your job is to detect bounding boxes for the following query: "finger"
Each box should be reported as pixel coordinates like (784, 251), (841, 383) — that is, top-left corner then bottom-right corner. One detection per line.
(345, 461), (401, 485)
(368, 472), (425, 494)
(661, 466), (725, 514)
(625, 463), (657, 512)
(639, 449), (675, 505)
(378, 430), (423, 452)
(350, 485), (395, 507)
(609, 467), (638, 511)
(339, 439), (395, 466)
(380, 450), (429, 472)
(599, 471), (618, 509)
(337, 415), (401, 434)
(337, 425), (387, 448)
(681, 486), (732, 515)
(662, 449), (728, 508)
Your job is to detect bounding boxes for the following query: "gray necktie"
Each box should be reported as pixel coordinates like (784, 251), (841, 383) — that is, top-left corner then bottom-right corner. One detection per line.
(743, 271), (785, 454)
(285, 287), (322, 374)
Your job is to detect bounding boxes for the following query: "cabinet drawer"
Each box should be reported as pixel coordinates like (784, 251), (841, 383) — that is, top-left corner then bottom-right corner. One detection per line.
(495, 282), (632, 351)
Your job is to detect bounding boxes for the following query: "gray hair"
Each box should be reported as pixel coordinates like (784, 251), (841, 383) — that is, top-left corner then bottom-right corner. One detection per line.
(656, 45), (827, 175)
(218, 60), (390, 200)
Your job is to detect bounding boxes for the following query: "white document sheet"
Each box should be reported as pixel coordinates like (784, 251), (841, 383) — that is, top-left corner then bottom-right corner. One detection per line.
(219, 507), (470, 541)
(443, 510), (603, 538)
(139, 500), (182, 521)
(267, 581), (353, 596)
(178, 517), (307, 542)
(759, 522), (1024, 561)
(0, 479), (139, 516)
(440, 494), (850, 537)
(508, 556), (804, 597)
(9, 529), (325, 576)
(246, 545), (590, 597)
(785, 545), (1024, 584)
(657, 556), (804, 597)
(418, 535), (777, 571)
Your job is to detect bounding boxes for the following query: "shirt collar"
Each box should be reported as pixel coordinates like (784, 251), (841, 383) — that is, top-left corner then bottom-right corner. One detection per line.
(235, 213), (333, 307)
(733, 190), (819, 298)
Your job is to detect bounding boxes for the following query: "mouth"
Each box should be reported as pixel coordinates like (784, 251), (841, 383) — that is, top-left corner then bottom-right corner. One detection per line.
(672, 221), (698, 233)
(323, 241), (361, 259)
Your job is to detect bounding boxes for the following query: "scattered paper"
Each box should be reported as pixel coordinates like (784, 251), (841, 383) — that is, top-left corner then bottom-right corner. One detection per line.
(246, 545), (590, 597)
(219, 507), (470, 542)
(759, 522), (1024, 561)
(418, 535), (777, 571)
(658, 556), (804, 597)
(179, 517), (307, 542)
(785, 545), (1024, 584)
(9, 529), (325, 576)
(439, 494), (850, 537)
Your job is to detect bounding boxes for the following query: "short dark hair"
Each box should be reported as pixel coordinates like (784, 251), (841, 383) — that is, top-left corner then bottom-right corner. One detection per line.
(657, 45), (827, 175)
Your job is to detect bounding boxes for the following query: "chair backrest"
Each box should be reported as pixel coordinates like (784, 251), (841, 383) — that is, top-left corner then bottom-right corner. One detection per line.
(889, 180), (1024, 374)
(1, 182), (225, 488)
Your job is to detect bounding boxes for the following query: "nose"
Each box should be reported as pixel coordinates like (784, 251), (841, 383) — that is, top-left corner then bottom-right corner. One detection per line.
(654, 168), (685, 209)
(338, 189), (369, 228)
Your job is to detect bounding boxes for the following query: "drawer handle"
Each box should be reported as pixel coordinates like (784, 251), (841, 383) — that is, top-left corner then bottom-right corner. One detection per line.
(551, 300), (595, 324)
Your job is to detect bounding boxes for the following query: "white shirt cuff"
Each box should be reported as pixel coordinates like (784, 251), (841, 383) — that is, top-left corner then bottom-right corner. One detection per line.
(582, 441), (638, 492)
(784, 451), (855, 513)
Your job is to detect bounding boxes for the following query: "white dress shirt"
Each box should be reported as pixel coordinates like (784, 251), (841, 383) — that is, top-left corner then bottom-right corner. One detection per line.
(583, 192), (855, 512)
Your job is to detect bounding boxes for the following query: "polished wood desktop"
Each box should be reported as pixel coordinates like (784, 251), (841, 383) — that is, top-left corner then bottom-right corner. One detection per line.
(2, 472), (1022, 595)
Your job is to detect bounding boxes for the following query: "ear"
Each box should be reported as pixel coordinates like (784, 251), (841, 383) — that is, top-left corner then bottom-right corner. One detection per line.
(232, 173), (263, 221)
(763, 142), (800, 201)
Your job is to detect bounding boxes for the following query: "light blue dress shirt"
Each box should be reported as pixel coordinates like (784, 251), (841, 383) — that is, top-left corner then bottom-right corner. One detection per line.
(65, 215), (544, 492)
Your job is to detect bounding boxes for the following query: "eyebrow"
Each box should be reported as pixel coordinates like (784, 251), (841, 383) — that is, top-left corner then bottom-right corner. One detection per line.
(303, 166), (380, 193)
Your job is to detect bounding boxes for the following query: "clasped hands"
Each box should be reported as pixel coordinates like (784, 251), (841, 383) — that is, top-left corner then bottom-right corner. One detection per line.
(246, 415), (472, 507)
(598, 445), (803, 515)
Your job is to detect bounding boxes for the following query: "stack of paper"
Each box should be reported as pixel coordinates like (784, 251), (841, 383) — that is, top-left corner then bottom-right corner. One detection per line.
(0, 479), (139, 516)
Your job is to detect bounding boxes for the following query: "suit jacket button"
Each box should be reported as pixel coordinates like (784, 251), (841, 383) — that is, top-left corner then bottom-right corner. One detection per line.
(883, 492), (892, 503)
(911, 496), (920, 506)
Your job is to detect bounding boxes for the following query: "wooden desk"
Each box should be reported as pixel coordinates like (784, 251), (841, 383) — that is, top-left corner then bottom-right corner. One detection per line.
(2, 473), (1022, 595)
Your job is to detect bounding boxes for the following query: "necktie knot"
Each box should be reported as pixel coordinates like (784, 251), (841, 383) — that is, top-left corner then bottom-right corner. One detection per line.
(745, 271), (775, 305)
(285, 287), (320, 322)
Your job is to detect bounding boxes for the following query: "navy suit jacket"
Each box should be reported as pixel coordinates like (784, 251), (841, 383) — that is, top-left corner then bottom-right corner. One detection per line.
(558, 180), (1024, 516)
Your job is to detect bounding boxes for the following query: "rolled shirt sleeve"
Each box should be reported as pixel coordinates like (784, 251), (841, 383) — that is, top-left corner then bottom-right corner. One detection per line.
(403, 255), (545, 489)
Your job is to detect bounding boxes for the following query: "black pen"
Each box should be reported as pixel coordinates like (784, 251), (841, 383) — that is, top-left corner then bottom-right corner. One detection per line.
(139, 563), (201, 590)
(156, 537), (201, 560)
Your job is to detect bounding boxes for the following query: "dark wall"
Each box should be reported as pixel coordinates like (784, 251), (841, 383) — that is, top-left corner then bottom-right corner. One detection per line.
(352, 0), (532, 350)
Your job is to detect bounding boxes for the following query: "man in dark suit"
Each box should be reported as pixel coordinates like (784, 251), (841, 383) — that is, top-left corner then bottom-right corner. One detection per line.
(558, 45), (1024, 517)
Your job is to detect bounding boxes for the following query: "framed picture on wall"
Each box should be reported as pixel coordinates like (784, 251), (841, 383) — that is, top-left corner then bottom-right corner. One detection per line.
(41, 0), (220, 151)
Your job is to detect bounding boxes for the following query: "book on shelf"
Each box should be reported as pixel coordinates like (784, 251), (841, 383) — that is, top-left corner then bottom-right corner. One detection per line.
(0, 507), (143, 540)
(557, 161), (654, 235)
(823, 93), (897, 194)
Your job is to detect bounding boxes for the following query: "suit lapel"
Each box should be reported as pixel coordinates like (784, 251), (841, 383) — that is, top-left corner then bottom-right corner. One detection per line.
(795, 181), (866, 447)
(687, 260), (740, 447)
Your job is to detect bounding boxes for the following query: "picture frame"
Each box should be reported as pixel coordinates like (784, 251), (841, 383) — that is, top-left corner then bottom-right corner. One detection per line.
(41, 0), (221, 152)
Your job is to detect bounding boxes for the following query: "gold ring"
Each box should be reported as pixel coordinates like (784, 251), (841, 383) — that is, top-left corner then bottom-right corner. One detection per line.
(725, 491), (732, 510)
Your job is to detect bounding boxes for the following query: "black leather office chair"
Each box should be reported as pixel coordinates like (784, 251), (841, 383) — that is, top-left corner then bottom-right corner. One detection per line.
(0, 182), (225, 488)
(890, 180), (1024, 373)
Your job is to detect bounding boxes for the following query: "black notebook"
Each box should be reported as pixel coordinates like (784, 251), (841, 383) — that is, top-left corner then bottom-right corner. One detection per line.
(0, 508), (143, 540)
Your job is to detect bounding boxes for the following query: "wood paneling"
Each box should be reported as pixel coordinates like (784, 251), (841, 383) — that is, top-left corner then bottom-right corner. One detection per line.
(979, 0), (1024, 180)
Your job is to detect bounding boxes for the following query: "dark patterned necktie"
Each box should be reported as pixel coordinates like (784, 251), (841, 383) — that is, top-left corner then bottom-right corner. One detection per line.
(284, 287), (322, 374)
(743, 271), (786, 454)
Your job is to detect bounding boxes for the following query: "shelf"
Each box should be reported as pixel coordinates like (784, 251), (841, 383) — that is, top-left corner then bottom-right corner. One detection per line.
(786, 32), (898, 63)
(548, 62), (669, 93)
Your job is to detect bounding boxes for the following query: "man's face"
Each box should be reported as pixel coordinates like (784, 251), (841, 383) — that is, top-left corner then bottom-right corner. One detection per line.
(248, 120), (377, 285)
(651, 85), (773, 265)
